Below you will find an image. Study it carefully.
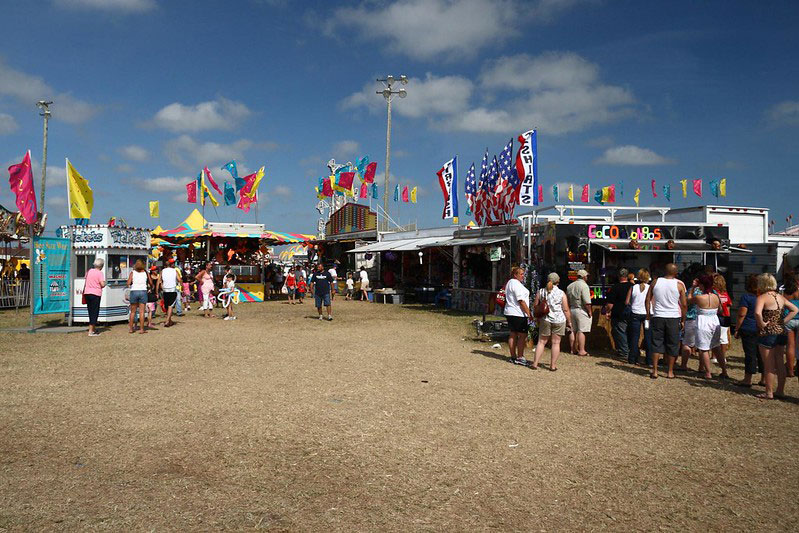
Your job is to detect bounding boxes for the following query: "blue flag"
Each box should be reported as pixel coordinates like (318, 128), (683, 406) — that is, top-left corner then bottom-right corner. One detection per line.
(224, 181), (236, 206)
(394, 184), (399, 202)
(222, 160), (246, 191)
(663, 184), (671, 202)
(372, 183), (378, 199)
(355, 156), (369, 179)
(709, 179), (719, 198)
(553, 184), (559, 203)
(594, 190), (604, 205)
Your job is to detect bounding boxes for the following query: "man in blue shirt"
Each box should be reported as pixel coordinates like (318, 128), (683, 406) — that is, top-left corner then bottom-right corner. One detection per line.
(309, 262), (334, 321)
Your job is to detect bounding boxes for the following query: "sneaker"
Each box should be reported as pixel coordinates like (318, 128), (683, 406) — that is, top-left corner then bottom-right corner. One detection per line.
(327, 316), (333, 321)
(231, 316), (237, 320)
(224, 316), (231, 320)
(510, 357), (531, 367)
(88, 332), (101, 337)
(319, 315), (324, 320)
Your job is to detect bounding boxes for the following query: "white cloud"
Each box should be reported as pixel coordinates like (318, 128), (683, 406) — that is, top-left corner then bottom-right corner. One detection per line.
(586, 135), (614, 148)
(115, 163), (134, 173)
(0, 60), (99, 124)
(331, 140), (360, 157)
(164, 135), (255, 172)
(273, 185), (291, 198)
(2, 154), (67, 188)
(135, 176), (189, 192)
(0, 113), (19, 134)
(149, 97), (251, 132)
(118, 144), (149, 162)
(327, 0), (584, 61)
(53, 0), (157, 12)
(343, 52), (637, 135)
(594, 145), (675, 166)
(767, 100), (799, 126)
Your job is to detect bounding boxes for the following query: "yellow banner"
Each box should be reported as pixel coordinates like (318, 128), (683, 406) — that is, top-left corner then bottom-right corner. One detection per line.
(410, 186), (417, 203)
(66, 159), (93, 219)
(149, 201), (159, 218)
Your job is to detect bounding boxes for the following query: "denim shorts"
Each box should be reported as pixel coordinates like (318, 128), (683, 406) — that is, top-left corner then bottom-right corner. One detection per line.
(315, 293), (331, 307)
(758, 334), (787, 348)
(129, 290), (147, 305)
(784, 318), (799, 332)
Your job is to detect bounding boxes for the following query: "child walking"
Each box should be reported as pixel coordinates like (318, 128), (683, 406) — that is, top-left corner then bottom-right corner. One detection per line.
(345, 272), (355, 300)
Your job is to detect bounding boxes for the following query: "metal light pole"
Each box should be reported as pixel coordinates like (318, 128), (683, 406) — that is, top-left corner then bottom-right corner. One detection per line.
(36, 101), (52, 213)
(376, 75), (407, 229)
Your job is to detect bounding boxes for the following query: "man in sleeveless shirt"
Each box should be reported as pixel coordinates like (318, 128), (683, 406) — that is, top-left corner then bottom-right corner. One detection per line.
(645, 263), (687, 379)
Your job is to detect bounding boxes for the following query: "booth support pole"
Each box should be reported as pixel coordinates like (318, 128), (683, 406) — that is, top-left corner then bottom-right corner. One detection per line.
(67, 230), (75, 327)
(28, 225), (34, 333)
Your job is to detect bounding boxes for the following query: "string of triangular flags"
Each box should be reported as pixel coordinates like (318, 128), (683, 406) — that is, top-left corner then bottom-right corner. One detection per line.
(550, 178), (727, 208)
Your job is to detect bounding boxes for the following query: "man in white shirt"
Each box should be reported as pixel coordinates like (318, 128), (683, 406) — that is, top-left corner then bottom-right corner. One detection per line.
(566, 270), (592, 356)
(645, 263), (687, 379)
(159, 257), (180, 327)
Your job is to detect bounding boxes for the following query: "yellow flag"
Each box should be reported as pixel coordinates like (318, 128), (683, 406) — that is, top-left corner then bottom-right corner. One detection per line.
(634, 188), (640, 207)
(453, 216), (459, 225)
(202, 184), (220, 207)
(66, 159), (94, 219)
(243, 166), (265, 198)
(601, 186), (610, 203)
(567, 185), (574, 202)
(410, 186), (417, 203)
(149, 201), (159, 218)
(680, 179), (688, 198)
(719, 178), (726, 197)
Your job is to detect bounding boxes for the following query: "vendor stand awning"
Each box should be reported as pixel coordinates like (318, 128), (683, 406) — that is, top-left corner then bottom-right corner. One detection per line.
(591, 241), (730, 253)
(418, 235), (511, 248)
(347, 236), (447, 253)
(153, 209), (314, 244)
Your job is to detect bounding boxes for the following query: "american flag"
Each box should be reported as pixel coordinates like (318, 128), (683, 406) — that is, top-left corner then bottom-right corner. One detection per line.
(489, 155), (501, 222)
(475, 150), (490, 225)
(496, 139), (515, 222)
(464, 163), (477, 216)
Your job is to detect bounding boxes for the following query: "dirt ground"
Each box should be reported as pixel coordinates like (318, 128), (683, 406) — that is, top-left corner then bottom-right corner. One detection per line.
(1, 299), (797, 531)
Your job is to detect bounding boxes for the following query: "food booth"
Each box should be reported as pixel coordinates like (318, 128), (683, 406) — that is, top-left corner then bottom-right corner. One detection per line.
(57, 224), (151, 323)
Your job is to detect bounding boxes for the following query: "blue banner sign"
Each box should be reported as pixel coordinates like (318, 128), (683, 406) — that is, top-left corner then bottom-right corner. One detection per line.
(32, 236), (71, 315)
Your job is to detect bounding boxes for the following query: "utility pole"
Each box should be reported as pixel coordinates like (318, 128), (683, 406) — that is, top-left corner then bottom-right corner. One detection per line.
(377, 75), (407, 230)
(36, 101), (53, 213)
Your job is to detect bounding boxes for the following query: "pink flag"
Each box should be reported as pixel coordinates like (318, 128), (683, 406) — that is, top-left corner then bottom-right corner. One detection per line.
(239, 172), (257, 197)
(7, 150), (37, 224)
(693, 179), (702, 197)
(537, 184), (543, 203)
(186, 181), (197, 203)
(204, 166), (223, 195)
(401, 186), (409, 203)
(338, 171), (355, 191)
(363, 162), (377, 184)
(581, 184), (589, 202)
(359, 181), (368, 199)
(608, 184), (616, 203)
(237, 190), (257, 213)
(322, 178), (333, 197)
(651, 179), (657, 198)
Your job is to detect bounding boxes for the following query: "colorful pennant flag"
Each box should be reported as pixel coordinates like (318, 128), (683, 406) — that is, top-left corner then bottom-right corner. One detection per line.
(680, 179), (688, 198)
(337, 171), (355, 192)
(663, 184), (671, 202)
(475, 150), (490, 225)
(393, 184), (399, 202)
(322, 176), (334, 197)
(66, 159), (94, 219)
(221, 160), (245, 190)
(355, 156), (369, 180)
(241, 166), (265, 198)
(634, 187), (640, 207)
(650, 179), (657, 198)
(402, 185), (409, 203)
(601, 186), (610, 203)
(608, 184), (616, 203)
(149, 201), (159, 218)
(224, 181), (237, 206)
(186, 180), (197, 203)
(7, 150), (37, 225)
(237, 190), (257, 213)
(693, 179), (702, 197)
(359, 181), (368, 199)
(437, 157), (459, 221)
(719, 178), (726, 197)
(411, 186), (417, 204)
(594, 190), (604, 205)
(581, 184), (589, 202)
(372, 183), (378, 199)
(363, 162), (377, 184)
(537, 184), (543, 204)
(553, 184), (559, 203)
(709, 179), (719, 198)
(204, 166), (223, 196)
(567, 184), (574, 202)
(515, 129), (538, 206)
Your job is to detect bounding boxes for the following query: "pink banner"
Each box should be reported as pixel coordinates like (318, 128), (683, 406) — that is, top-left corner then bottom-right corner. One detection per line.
(581, 184), (589, 202)
(692, 179), (702, 197)
(651, 179), (657, 198)
(7, 151), (37, 224)
(186, 181), (197, 203)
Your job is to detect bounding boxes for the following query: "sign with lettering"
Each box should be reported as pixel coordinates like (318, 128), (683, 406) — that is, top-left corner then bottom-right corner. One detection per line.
(58, 225), (151, 249)
(587, 224), (664, 241)
(32, 237), (71, 314)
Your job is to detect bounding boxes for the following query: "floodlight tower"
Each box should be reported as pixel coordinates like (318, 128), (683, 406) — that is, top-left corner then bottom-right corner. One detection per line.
(36, 100), (53, 213)
(376, 75), (407, 226)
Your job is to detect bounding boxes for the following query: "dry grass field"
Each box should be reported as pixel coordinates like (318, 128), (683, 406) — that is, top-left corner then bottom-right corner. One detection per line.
(1, 299), (798, 531)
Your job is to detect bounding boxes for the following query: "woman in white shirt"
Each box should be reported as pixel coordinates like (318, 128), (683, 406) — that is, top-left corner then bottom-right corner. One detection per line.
(532, 272), (571, 371)
(504, 266), (533, 366)
(625, 268), (652, 366)
(126, 259), (148, 334)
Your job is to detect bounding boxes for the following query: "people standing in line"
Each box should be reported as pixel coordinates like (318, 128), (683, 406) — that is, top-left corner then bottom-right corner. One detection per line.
(532, 272), (571, 371)
(328, 262), (338, 301)
(566, 269), (592, 357)
(646, 263), (687, 379)
(687, 274), (722, 380)
(127, 259), (148, 334)
(296, 274), (307, 304)
(734, 274), (764, 388)
(196, 261), (216, 318)
(310, 263), (334, 320)
(754, 273), (798, 400)
(604, 268), (632, 360)
(146, 265), (160, 329)
(83, 258), (106, 337)
(504, 266), (533, 366)
(711, 273), (731, 377)
(782, 276), (799, 378)
(159, 258), (179, 327)
(286, 267), (297, 305)
(625, 268), (652, 366)
(359, 267), (370, 301)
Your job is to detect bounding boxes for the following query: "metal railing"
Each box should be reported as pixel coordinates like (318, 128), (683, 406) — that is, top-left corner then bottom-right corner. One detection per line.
(0, 279), (30, 309)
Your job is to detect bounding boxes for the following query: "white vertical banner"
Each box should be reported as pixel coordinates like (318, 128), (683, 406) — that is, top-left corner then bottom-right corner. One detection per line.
(436, 157), (459, 223)
(515, 129), (538, 206)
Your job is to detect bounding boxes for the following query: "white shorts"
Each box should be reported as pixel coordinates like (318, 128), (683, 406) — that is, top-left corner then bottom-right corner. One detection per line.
(360, 280), (370, 290)
(719, 326), (729, 345)
(682, 320), (697, 347)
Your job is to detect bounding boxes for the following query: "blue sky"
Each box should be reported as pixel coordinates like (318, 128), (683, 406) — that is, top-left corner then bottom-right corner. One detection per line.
(1, 0), (798, 235)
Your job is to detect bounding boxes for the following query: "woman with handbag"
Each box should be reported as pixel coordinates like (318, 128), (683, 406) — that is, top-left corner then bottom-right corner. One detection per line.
(503, 266), (533, 367)
(532, 272), (571, 371)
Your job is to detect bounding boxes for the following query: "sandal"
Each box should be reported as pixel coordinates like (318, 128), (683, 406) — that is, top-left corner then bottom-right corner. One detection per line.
(649, 373), (658, 380)
(755, 392), (774, 400)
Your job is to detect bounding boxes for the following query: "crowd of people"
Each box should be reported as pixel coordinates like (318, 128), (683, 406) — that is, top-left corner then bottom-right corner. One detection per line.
(503, 262), (799, 399)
